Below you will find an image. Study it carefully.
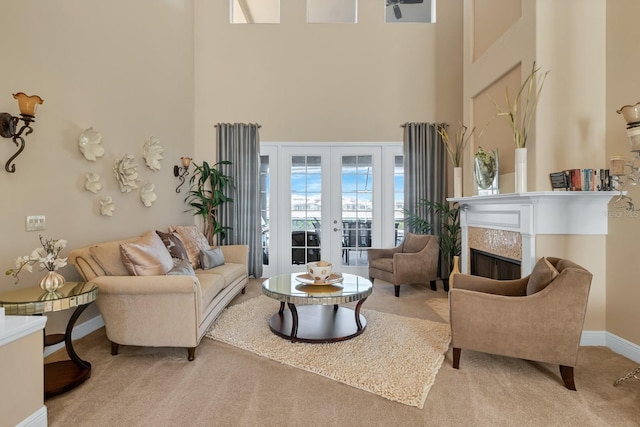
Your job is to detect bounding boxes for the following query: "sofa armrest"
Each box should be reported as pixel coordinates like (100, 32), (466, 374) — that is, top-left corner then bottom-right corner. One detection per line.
(220, 245), (249, 266)
(91, 274), (199, 295)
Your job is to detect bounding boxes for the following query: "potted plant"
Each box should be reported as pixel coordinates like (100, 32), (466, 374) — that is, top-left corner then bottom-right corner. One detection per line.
(404, 199), (460, 290)
(438, 122), (476, 198)
(184, 160), (234, 245)
(492, 61), (549, 192)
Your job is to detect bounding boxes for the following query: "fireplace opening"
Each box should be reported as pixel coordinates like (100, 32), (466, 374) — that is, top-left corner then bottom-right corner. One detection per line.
(470, 249), (521, 280)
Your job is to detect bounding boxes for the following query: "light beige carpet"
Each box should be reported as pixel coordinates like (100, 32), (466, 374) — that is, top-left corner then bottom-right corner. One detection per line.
(205, 295), (451, 409)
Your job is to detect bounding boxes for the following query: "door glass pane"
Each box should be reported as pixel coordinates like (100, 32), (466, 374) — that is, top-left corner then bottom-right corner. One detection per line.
(260, 155), (270, 265)
(291, 156), (322, 265)
(341, 155), (372, 266)
(394, 154), (404, 245)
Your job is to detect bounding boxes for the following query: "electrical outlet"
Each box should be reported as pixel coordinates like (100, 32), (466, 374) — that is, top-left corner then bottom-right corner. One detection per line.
(26, 215), (45, 232)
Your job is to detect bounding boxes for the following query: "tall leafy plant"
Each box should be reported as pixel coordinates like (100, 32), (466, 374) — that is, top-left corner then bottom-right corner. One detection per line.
(404, 199), (460, 277)
(184, 160), (234, 245)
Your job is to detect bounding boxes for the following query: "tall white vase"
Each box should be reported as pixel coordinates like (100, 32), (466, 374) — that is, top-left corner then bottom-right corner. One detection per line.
(515, 147), (528, 193)
(453, 167), (462, 198)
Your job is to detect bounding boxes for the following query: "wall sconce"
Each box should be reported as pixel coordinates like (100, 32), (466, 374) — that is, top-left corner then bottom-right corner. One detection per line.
(0, 92), (44, 173)
(611, 102), (640, 210)
(174, 157), (192, 193)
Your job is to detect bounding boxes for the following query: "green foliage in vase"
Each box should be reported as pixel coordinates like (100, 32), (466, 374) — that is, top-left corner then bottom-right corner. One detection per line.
(492, 62), (550, 149)
(184, 161), (234, 245)
(404, 199), (460, 276)
(474, 146), (498, 189)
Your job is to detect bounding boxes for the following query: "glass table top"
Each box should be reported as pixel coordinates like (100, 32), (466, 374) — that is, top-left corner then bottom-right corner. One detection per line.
(262, 273), (373, 305)
(0, 282), (97, 315)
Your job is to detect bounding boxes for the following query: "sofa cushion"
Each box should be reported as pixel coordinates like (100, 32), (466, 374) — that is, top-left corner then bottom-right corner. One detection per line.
(120, 231), (174, 276)
(89, 240), (135, 276)
(170, 225), (210, 268)
(198, 273), (227, 309)
(167, 258), (196, 276)
(526, 257), (559, 295)
(156, 230), (189, 261)
(200, 247), (225, 269)
(196, 263), (246, 287)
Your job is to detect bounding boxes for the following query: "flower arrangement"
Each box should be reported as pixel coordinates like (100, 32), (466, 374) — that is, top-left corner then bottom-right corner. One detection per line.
(438, 122), (476, 168)
(5, 235), (68, 284)
(493, 62), (549, 149)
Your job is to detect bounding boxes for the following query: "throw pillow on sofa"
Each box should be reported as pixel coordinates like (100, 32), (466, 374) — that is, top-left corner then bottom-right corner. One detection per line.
(167, 258), (196, 276)
(156, 230), (189, 260)
(120, 231), (174, 276)
(169, 225), (211, 268)
(200, 247), (225, 270)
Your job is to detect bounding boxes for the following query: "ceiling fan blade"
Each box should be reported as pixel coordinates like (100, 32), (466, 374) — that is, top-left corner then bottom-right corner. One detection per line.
(393, 4), (402, 19)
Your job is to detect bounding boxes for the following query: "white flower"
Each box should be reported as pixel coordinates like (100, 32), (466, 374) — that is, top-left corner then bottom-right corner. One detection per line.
(78, 127), (105, 161)
(5, 236), (68, 284)
(143, 136), (163, 171)
(100, 196), (116, 216)
(113, 154), (139, 193)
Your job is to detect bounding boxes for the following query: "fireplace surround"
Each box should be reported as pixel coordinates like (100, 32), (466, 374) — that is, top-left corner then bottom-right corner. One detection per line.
(449, 192), (618, 276)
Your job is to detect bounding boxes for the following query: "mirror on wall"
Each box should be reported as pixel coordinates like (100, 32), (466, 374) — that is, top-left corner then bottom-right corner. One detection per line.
(385, 0), (435, 23)
(231, 0), (280, 24)
(308, 0), (358, 24)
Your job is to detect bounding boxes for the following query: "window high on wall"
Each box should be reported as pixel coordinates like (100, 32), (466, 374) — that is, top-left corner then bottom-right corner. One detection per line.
(385, 0), (436, 23)
(231, 0), (280, 24)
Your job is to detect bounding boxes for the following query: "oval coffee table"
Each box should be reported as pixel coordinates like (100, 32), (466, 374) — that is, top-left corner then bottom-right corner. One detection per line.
(261, 273), (373, 343)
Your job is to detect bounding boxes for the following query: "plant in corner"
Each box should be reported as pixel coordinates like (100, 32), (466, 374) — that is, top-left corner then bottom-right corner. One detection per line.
(404, 199), (460, 288)
(184, 160), (234, 245)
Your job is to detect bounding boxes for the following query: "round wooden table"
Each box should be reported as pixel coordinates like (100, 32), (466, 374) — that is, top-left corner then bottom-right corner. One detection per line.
(0, 282), (97, 398)
(261, 273), (373, 343)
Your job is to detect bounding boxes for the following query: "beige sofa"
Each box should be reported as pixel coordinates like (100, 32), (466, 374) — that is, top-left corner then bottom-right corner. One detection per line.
(68, 231), (248, 361)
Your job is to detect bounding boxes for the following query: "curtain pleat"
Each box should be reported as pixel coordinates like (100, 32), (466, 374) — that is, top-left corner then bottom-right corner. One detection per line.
(403, 122), (448, 276)
(216, 123), (263, 278)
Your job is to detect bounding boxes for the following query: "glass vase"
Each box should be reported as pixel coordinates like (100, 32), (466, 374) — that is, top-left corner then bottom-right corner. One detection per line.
(39, 270), (65, 292)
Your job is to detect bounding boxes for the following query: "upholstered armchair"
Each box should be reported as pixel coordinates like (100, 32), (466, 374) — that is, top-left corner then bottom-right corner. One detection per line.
(368, 233), (439, 297)
(449, 257), (593, 390)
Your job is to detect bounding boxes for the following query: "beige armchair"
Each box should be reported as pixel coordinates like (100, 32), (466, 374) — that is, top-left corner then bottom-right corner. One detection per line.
(449, 257), (593, 390)
(368, 233), (439, 297)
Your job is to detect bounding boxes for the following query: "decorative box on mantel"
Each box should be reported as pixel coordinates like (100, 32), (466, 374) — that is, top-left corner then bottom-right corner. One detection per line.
(448, 191), (619, 277)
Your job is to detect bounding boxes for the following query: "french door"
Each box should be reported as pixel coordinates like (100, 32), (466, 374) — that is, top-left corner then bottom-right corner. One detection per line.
(261, 143), (402, 278)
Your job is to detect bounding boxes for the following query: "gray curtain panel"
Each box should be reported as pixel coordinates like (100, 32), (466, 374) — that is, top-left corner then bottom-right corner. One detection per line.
(403, 122), (448, 274)
(216, 123), (263, 278)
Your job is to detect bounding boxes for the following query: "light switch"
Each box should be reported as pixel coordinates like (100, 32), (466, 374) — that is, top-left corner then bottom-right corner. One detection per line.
(26, 215), (45, 232)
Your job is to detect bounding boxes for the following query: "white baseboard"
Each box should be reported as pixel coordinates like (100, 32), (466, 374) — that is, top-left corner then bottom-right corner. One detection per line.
(17, 405), (47, 427)
(43, 314), (104, 358)
(582, 330), (640, 363)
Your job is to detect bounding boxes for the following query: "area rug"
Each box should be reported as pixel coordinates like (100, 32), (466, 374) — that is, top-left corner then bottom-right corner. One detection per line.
(206, 296), (451, 408)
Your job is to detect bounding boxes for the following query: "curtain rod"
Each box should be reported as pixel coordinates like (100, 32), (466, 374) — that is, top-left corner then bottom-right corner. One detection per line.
(400, 122), (448, 127)
(215, 123), (262, 128)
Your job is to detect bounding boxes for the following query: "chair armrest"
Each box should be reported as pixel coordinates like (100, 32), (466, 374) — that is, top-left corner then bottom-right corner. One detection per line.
(368, 246), (401, 262)
(392, 250), (438, 284)
(220, 245), (249, 266)
(453, 274), (528, 296)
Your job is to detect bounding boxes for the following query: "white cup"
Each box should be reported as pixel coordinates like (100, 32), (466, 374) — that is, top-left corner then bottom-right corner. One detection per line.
(307, 261), (332, 282)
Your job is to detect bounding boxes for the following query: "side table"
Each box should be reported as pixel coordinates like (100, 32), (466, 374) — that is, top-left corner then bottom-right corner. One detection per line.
(0, 282), (98, 398)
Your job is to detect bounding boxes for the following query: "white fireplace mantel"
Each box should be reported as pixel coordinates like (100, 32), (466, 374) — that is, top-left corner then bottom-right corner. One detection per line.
(448, 191), (618, 275)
